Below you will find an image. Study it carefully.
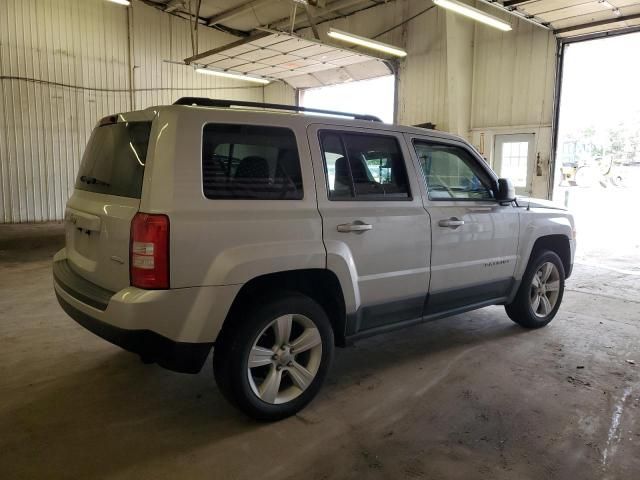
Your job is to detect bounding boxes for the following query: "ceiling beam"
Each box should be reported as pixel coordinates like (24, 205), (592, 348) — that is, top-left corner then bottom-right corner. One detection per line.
(163, 0), (186, 13)
(476, 0), (550, 29)
(184, 31), (271, 64)
(141, 0), (251, 37)
(304, 4), (321, 39)
(554, 12), (640, 34)
(207, 0), (273, 26)
(502, 0), (532, 8)
(267, 0), (372, 31)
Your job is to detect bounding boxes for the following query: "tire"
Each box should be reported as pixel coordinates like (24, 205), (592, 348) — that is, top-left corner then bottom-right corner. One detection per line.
(610, 175), (623, 187)
(574, 165), (597, 187)
(505, 250), (565, 329)
(213, 292), (334, 421)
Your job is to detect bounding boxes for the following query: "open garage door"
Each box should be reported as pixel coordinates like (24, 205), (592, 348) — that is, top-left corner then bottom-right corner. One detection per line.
(553, 30), (640, 273)
(299, 75), (395, 124)
(184, 31), (393, 89)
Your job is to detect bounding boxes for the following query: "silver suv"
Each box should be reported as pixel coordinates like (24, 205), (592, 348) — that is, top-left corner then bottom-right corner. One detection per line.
(54, 98), (575, 420)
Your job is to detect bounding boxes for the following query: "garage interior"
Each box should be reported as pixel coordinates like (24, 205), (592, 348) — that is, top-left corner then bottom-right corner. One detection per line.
(1, 0), (639, 478)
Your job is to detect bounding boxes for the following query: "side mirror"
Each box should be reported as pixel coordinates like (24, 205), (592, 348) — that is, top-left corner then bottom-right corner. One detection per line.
(496, 178), (516, 202)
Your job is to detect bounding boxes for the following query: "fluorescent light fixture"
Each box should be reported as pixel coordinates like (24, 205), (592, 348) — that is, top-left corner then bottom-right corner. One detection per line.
(327, 28), (407, 57)
(433, 0), (512, 32)
(106, 0), (130, 5)
(195, 67), (270, 84)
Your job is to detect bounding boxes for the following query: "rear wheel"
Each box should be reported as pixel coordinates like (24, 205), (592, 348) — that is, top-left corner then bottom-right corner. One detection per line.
(213, 293), (334, 421)
(505, 250), (565, 328)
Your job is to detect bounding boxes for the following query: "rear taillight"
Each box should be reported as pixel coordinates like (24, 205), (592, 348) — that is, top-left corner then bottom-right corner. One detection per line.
(130, 213), (169, 289)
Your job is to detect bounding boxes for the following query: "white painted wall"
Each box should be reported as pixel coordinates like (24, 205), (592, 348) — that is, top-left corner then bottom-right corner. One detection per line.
(469, 8), (556, 198)
(397, 4), (449, 130)
(0, 0), (295, 223)
(400, 2), (556, 197)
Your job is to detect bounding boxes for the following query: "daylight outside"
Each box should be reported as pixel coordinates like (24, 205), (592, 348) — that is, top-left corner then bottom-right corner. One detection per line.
(554, 31), (640, 270)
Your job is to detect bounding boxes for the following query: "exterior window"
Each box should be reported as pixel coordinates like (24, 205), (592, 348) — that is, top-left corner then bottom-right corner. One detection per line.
(320, 131), (410, 200)
(413, 142), (495, 200)
(498, 141), (528, 188)
(202, 124), (303, 200)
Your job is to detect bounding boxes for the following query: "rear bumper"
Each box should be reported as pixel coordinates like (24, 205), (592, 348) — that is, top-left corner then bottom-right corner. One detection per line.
(56, 292), (211, 373)
(53, 250), (242, 373)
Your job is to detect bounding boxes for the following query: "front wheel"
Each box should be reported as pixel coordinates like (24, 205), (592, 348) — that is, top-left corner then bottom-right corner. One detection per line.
(213, 293), (334, 421)
(505, 250), (565, 328)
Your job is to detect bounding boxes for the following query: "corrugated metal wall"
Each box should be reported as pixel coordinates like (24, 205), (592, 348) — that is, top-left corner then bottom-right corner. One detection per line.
(397, 5), (449, 130)
(393, 1), (556, 197)
(0, 0), (294, 223)
(397, 2), (555, 132)
(471, 14), (555, 130)
(296, 0), (554, 135)
(0, 0), (131, 223)
(469, 9), (556, 198)
(264, 82), (297, 105)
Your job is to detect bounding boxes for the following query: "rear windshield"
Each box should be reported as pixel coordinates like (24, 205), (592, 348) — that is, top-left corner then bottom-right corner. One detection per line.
(75, 121), (152, 198)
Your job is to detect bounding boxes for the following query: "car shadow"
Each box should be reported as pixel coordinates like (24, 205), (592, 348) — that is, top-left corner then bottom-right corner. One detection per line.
(330, 306), (527, 383)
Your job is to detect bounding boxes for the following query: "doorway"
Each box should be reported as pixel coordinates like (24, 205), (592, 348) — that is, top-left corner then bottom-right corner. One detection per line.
(553, 30), (640, 270)
(299, 75), (395, 123)
(494, 134), (535, 196)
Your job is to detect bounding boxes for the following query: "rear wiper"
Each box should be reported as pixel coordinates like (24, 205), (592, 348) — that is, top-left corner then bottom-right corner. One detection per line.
(80, 175), (110, 187)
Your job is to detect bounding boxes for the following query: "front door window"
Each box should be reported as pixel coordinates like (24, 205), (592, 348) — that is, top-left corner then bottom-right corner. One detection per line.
(413, 142), (495, 200)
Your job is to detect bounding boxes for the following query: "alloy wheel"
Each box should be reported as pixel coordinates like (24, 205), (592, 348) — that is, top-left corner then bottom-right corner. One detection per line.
(247, 314), (323, 404)
(529, 262), (561, 318)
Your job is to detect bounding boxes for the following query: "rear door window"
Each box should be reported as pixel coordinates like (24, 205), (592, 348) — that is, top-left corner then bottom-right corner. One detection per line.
(319, 131), (411, 200)
(202, 124), (303, 200)
(75, 121), (151, 199)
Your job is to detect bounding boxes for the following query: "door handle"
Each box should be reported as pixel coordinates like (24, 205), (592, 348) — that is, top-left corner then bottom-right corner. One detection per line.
(438, 217), (465, 228)
(337, 222), (373, 233)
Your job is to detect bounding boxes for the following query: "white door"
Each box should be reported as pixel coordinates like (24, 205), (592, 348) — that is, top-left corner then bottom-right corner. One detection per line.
(308, 124), (431, 335)
(408, 135), (520, 315)
(494, 134), (535, 196)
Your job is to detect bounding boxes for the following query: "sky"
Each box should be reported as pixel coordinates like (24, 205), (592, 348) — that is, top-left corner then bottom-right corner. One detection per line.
(557, 30), (640, 139)
(299, 75), (395, 124)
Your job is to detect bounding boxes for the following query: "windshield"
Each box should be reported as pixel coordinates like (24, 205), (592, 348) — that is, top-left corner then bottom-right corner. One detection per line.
(75, 121), (152, 198)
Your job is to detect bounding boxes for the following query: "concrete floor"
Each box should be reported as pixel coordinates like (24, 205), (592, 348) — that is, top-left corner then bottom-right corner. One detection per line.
(1, 223), (639, 480)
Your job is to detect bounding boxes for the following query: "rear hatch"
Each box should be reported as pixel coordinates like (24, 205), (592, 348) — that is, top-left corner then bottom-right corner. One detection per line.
(64, 113), (153, 292)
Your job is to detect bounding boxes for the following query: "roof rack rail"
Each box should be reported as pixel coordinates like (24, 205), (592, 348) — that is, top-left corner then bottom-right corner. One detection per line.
(173, 97), (382, 122)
